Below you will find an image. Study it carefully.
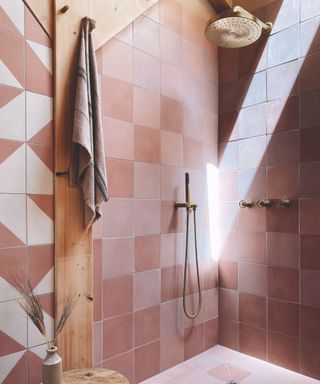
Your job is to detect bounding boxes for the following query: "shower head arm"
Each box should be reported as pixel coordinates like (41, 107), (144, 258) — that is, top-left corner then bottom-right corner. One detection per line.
(233, 5), (273, 33)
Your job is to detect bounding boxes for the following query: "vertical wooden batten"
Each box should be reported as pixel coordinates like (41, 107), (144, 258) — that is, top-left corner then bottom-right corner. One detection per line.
(53, 0), (160, 371)
(54, 0), (94, 370)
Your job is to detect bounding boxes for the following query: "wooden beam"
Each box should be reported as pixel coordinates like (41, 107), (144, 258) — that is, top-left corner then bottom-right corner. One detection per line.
(208, 0), (232, 13)
(54, 0), (160, 371)
(23, 0), (53, 38)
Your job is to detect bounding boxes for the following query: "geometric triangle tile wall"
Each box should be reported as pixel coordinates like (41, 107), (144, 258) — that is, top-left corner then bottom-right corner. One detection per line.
(0, 0), (53, 382)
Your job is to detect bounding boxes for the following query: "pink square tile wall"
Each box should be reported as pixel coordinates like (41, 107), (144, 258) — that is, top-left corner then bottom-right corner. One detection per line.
(218, 0), (320, 380)
(0, 2), (54, 383)
(94, 1), (219, 382)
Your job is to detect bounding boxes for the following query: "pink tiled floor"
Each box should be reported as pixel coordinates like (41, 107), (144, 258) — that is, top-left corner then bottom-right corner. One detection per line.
(141, 345), (320, 384)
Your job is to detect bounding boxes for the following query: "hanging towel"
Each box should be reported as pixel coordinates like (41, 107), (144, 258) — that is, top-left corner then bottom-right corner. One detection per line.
(70, 17), (108, 231)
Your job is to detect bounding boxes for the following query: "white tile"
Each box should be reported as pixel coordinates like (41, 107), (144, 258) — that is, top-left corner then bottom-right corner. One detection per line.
(33, 267), (54, 295)
(241, 373), (278, 384)
(26, 146), (53, 195)
(26, 91), (53, 141)
(186, 351), (221, 371)
(28, 310), (53, 348)
(0, 351), (25, 383)
(0, 193), (26, 243)
(0, 144), (25, 193)
(0, 91), (25, 141)
(185, 373), (224, 384)
(0, 60), (23, 88)
(0, 0), (25, 35)
(27, 197), (54, 245)
(0, 300), (27, 348)
(27, 40), (52, 74)
(0, 276), (21, 302)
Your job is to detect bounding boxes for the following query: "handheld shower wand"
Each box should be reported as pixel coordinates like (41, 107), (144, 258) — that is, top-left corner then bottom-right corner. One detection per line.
(175, 173), (202, 319)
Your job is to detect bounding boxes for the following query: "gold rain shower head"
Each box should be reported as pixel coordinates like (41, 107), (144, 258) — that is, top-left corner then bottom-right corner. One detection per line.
(205, 5), (273, 48)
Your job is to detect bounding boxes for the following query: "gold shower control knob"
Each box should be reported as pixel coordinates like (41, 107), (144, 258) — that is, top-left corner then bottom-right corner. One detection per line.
(257, 199), (272, 208)
(239, 200), (254, 208)
(276, 199), (291, 208)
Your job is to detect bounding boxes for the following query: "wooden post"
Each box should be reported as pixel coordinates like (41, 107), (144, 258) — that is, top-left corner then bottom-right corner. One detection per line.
(54, 0), (94, 370)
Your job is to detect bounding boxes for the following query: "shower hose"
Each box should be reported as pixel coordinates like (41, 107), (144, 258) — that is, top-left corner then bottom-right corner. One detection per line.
(183, 205), (202, 319)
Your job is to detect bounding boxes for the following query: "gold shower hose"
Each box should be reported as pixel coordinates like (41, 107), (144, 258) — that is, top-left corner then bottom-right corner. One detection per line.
(182, 204), (202, 319)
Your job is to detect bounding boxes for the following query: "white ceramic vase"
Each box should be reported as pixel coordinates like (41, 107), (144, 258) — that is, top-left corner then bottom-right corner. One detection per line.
(42, 346), (63, 384)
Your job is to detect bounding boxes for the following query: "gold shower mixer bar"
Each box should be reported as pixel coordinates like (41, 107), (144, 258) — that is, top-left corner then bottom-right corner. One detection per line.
(239, 199), (292, 208)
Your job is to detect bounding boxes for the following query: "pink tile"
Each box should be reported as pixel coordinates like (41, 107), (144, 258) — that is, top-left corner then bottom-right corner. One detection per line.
(133, 15), (160, 57)
(165, 362), (201, 383)
(160, 166), (184, 201)
(102, 76), (133, 121)
(94, 322), (102, 364)
(238, 103), (266, 139)
(93, 279), (102, 321)
(106, 158), (133, 198)
(161, 130), (183, 167)
(160, 298), (184, 338)
(134, 49), (160, 92)
(93, 240), (102, 280)
(102, 38), (133, 83)
(209, 363), (251, 382)
(203, 47), (218, 84)
(300, 53), (320, 92)
(238, 168), (266, 200)
(160, 26), (183, 67)
(301, 305), (320, 343)
(182, 39), (203, 76)
(182, 7), (204, 45)
(240, 324), (267, 361)
(134, 305), (160, 347)
(103, 275), (133, 318)
(219, 230), (238, 261)
(204, 80), (218, 113)
(183, 105), (204, 141)
(184, 324), (204, 359)
(102, 351), (134, 384)
(160, 233), (184, 267)
(267, 233), (299, 269)
(300, 199), (320, 235)
(301, 162), (320, 198)
(268, 331), (299, 372)
(268, 299), (299, 337)
(161, 62), (183, 101)
(161, 200), (185, 233)
(134, 125), (160, 163)
(239, 263), (267, 297)
(301, 269), (320, 309)
(219, 288), (238, 322)
(135, 340), (160, 382)
(103, 313), (133, 359)
(238, 231), (266, 264)
(160, 331), (184, 370)
(134, 234), (160, 272)
(103, 199), (133, 237)
(161, 265), (183, 302)
(134, 162), (160, 199)
(134, 200), (160, 236)
(301, 126), (320, 163)
(266, 199), (299, 233)
(218, 260), (238, 290)
(268, 266), (299, 302)
(102, 237), (133, 279)
(267, 165), (299, 199)
(204, 318), (219, 349)
(183, 137), (203, 169)
(103, 117), (133, 160)
(219, 48), (239, 83)
(134, 269), (161, 310)
(115, 24), (133, 46)
(26, 45), (52, 97)
(239, 293), (266, 329)
(183, 71), (204, 108)
(160, 0), (182, 35)
(239, 205), (265, 232)
(239, 136), (266, 169)
(161, 96), (183, 133)
(267, 130), (299, 166)
(25, 6), (51, 46)
(218, 141), (239, 171)
(301, 235), (320, 270)
(134, 86), (160, 129)
(267, 60), (299, 101)
(219, 319), (239, 351)
(300, 89), (320, 128)
(301, 339), (320, 380)
(267, 95), (299, 133)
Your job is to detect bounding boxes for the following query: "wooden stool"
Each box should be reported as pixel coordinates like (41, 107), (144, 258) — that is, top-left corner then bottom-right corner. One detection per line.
(61, 368), (129, 383)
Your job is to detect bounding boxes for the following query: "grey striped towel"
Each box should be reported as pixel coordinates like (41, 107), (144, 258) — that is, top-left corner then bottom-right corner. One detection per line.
(70, 17), (108, 231)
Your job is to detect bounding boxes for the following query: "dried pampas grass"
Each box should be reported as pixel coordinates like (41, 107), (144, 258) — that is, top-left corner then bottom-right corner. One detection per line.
(12, 269), (79, 348)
